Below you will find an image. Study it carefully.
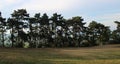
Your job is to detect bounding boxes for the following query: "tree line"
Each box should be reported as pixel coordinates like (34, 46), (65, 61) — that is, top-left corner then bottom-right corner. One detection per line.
(0, 9), (119, 48)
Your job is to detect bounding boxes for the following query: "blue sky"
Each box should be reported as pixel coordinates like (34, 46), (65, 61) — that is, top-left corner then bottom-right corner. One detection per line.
(0, 0), (120, 30)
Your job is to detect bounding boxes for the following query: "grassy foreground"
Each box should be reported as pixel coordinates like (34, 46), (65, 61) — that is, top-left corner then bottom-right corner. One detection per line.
(0, 44), (120, 64)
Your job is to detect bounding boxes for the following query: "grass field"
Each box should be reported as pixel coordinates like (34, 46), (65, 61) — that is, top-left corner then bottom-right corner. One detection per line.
(0, 44), (120, 64)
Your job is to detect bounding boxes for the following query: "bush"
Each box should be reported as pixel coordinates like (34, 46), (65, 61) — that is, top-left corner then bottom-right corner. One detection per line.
(80, 40), (90, 47)
(23, 42), (29, 48)
(108, 40), (120, 44)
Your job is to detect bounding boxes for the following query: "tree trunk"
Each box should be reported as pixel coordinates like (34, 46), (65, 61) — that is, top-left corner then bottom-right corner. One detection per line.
(11, 28), (14, 47)
(2, 29), (4, 47)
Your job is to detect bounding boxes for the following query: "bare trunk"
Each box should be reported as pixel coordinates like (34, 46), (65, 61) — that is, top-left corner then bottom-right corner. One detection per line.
(2, 29), (4, 47)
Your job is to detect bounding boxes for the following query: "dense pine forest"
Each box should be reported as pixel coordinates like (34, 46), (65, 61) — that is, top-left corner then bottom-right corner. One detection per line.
(0, 9), (120, 48)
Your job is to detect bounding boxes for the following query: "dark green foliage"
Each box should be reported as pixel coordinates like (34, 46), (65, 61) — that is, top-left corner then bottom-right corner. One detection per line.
(0, 9), (119, 48)
(0, 12), (6, 47)
(88, 21), (111, 45)
(110, 21), (120, 44)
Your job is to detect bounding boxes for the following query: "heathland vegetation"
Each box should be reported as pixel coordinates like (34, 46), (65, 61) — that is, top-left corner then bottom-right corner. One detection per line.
(0, 44), (120, 64)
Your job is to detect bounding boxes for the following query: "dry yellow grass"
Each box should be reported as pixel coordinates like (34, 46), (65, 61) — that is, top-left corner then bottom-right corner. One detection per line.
(0, 44), (120, 64)
(52, 59), (120, 64)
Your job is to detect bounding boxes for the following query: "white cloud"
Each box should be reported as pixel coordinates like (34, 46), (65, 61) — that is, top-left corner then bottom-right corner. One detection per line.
(1, 0), (119, 14)
(1, 0), (120, 11)
(98, 13), (120, 21)
(0, 0), (22, 10)
(0, 0), (120, 30)
(5, 0), (22, 4)
(97, 13), (120, 30)
(0, 1), (7, 9)
(84, 13), (120, 30)
(15, 0), (81, 12)
(5, 0), (18, 4)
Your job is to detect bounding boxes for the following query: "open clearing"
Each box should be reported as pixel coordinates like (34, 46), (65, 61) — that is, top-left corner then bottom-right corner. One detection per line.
(0, 44), (120, 64)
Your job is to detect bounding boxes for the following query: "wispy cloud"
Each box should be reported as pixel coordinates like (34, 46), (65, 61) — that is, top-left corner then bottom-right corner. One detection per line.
(1, 0), (120, 15)
(1, 0), (120, 12)
(0, 0), (22, 9)
(16, 0), (81, 12)
(0, 0), (120, 30)
(97, 13), (120, 30)
(84, 13), (120, 30)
